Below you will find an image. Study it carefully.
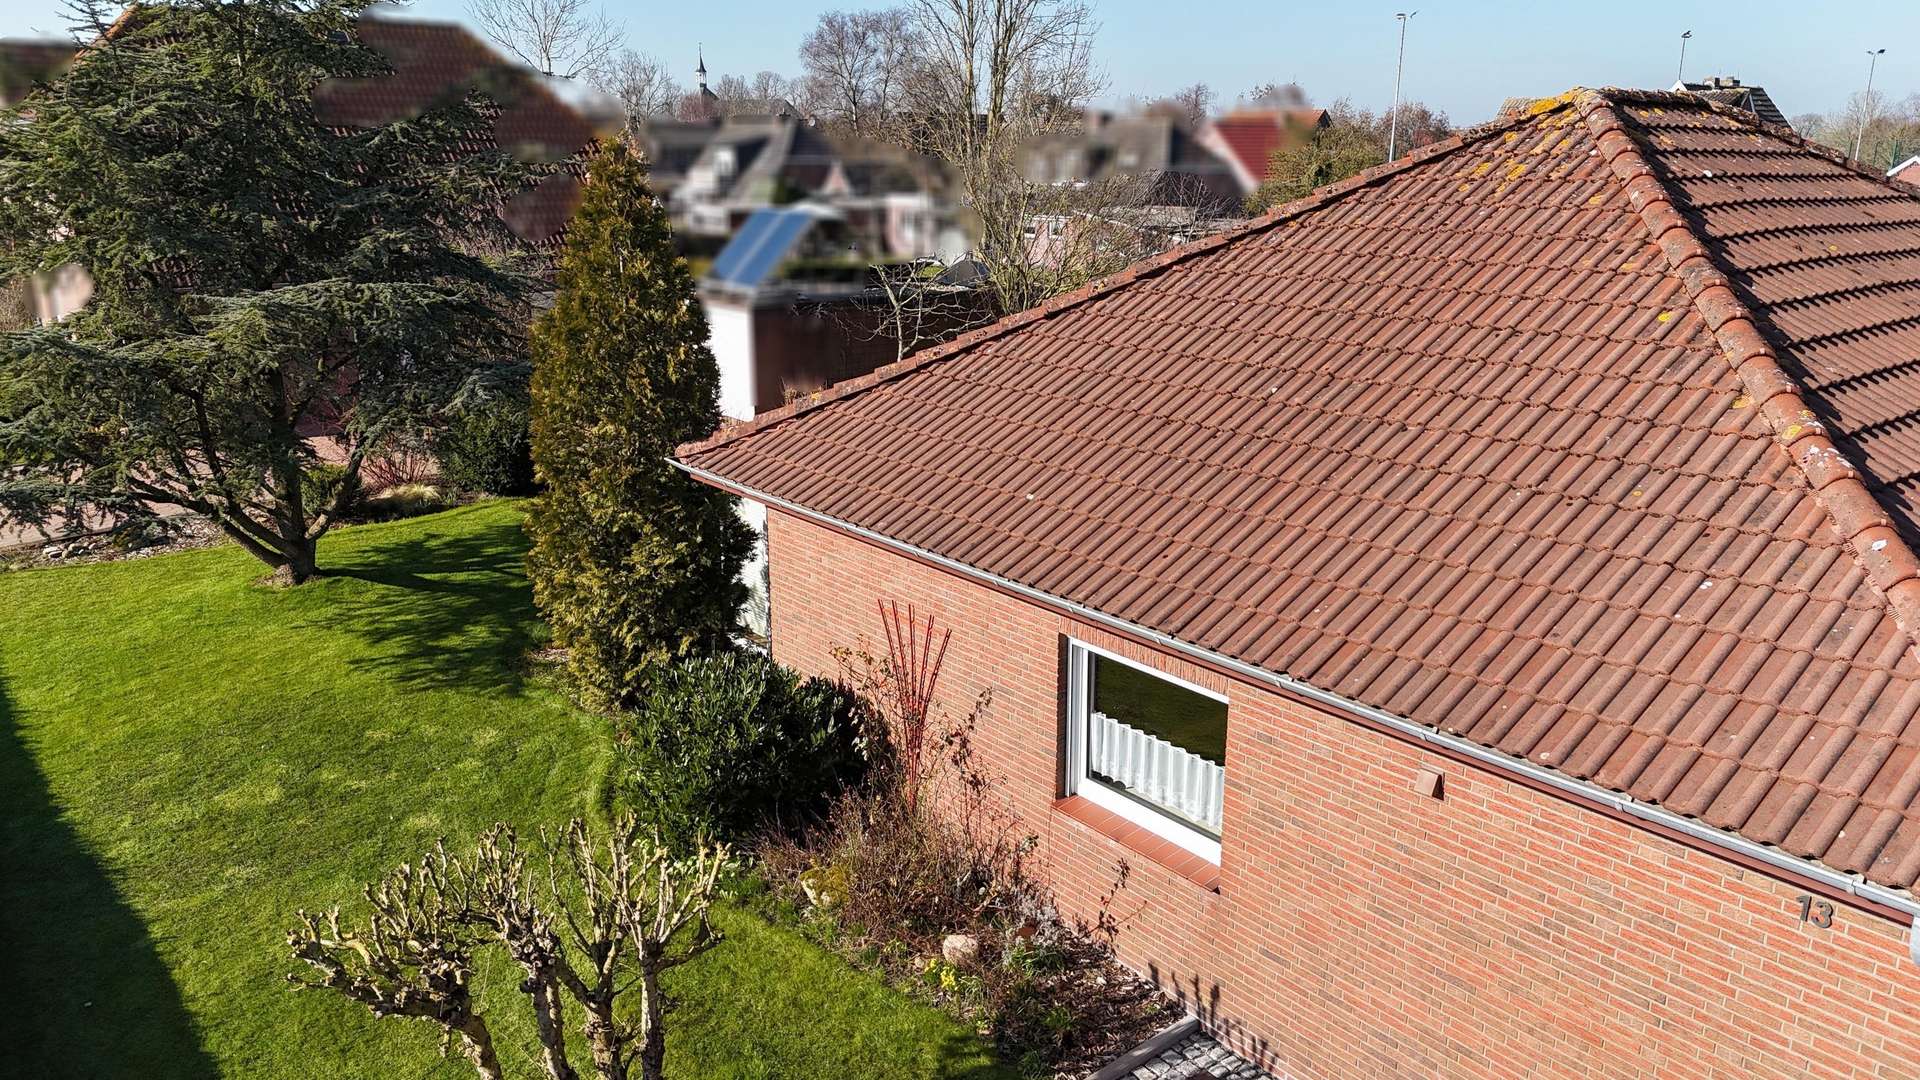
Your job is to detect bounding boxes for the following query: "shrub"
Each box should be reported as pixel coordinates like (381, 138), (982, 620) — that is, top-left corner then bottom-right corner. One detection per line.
(360, 483), (447, 521)
(609, 652), (868, 850)
(433, 395), (535, 495)
(756, 633), (1181, 1074)
(302, 463), (354, 518)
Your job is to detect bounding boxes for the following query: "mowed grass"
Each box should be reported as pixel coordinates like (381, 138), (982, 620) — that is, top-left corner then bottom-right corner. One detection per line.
(0, 502), (1008, 1080)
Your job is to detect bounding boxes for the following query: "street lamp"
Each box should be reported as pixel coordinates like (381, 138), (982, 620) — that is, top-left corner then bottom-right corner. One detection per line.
(1676, 30), (1692, 85)
(1853, 48), (1888, 162)
(1387, 11), (1417, 162)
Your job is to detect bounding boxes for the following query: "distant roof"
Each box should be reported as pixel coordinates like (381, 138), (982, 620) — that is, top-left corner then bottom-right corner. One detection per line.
(1204, 108), (1328, 189)
(315, 16), (597, 245)
(1027, 114), (1243, 210)
(1673, 77), (1789, 128)
(683, 88), (1920, 895)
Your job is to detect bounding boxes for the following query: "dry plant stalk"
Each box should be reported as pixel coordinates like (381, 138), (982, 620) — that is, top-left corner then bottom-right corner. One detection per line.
(880, 599), (951, 811)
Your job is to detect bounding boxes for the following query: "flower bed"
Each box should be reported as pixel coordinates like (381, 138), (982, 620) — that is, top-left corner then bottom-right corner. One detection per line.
(753, 627), (1182, 1078)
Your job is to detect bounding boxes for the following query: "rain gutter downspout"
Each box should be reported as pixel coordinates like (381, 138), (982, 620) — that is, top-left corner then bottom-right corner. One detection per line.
(673, 460), (1920, 954)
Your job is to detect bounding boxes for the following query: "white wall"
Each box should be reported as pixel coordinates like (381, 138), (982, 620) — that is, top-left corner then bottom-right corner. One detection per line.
(705, 298), (756, 422)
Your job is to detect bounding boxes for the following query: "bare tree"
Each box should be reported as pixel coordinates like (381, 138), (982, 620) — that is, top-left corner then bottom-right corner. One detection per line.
(599, 50), (682, 133)
(1241, 81), (1308, 108)
(865, 259), (994, 362)
(1151, 82), (1212, 130)
(289, 818), (732, 1080)
(749, 70), (802, 112)
(894, 0), (1104, 314)
(469, 0), (620, 79)
(1801, 90), (1920, 172)
(287, 847), (503, 1080)
(800, 8), (917, 136)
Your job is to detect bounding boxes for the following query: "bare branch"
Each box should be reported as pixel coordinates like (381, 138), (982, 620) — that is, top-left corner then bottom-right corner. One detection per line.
(468, 0), (620, 80)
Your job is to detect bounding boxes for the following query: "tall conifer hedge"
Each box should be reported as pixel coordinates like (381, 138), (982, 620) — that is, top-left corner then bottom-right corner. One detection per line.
(525, 138), (752, 709)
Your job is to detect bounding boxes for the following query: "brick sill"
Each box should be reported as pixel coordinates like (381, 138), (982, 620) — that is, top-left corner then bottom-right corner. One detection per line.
(1052, 795), (1222, 892)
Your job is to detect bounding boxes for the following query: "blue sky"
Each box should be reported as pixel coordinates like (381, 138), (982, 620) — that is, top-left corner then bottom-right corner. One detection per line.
(1, 0), (1915, 123)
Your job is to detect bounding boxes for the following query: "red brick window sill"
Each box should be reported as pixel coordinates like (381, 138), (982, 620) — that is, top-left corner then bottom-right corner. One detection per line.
(1052, 795), (1221, 892)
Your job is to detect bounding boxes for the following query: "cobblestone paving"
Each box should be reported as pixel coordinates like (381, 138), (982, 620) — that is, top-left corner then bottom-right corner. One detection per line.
(1126, 1032), (1269, 1079)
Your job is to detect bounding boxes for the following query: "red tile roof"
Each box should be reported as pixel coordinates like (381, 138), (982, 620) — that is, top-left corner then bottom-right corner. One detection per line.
(679, 89), (1920, 895)
(1207, 108), (1327, 186)
(315, 17), (597, 246)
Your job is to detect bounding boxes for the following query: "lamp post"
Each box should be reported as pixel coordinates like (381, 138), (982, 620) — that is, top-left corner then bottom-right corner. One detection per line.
(1853, 48), (1888, 162)
(1676, 30), (1692, 85)
(1387, 11), (1416, 161)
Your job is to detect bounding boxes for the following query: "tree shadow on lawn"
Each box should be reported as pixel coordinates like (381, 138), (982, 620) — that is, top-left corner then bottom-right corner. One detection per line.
(319, 515), (546, 695)
(0, 670), (218, 1079)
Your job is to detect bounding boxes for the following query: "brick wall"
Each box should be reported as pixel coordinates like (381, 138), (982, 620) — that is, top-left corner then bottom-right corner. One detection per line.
(767, 507), (1919, 1079)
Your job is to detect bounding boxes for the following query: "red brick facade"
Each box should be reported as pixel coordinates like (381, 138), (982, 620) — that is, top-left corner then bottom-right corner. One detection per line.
(767, 507), (1920, 1079)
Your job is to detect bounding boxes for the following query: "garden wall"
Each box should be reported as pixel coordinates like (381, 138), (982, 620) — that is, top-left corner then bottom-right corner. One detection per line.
(766, 507), (1920, 1079)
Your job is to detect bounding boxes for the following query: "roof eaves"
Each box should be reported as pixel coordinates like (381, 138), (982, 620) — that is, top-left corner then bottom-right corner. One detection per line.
(675, 92), (1585, 460)
(1577, 87), (1920, 663)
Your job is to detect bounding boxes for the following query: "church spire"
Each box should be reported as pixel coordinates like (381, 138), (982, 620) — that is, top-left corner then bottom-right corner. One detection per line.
(695, 45), (707, 90)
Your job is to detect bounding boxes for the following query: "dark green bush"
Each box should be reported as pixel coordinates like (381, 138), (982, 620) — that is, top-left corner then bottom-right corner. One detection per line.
(302, 462), (354, 517)
(432, 394), (535, 496)
(610, 652), (867, 849)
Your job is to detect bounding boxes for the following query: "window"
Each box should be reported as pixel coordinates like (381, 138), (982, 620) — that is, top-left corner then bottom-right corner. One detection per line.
(1064, 640), (1227, 863)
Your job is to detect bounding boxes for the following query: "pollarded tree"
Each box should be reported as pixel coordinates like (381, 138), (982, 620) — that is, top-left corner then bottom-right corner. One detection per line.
(525, 137), (753, 710)
(0, 0), (544, 582)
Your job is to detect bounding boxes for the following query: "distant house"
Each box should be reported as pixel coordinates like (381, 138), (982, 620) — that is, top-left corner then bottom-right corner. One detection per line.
(671, 114), (950, 266)
(1891, 154), (1920, 186)
(1196, 107), (1329, 194)
(1672, 75), (1790, 128)
(1025, 112), (1242, 213)
(677, 88), (1920, 1077)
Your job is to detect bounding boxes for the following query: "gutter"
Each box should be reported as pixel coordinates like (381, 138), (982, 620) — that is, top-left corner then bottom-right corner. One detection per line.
(673, 460), (1920, 941)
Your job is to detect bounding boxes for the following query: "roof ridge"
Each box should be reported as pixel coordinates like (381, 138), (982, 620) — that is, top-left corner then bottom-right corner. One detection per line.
(674, 91), (1587, 459)
(1575, 89), (1920, 664)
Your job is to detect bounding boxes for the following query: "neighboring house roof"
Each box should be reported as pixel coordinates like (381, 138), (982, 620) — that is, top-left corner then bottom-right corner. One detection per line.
(634, 118), (723, 192)
(1673, 77), (1790, 129)
(1891, 155), (1920, 186)
(1201, 108), (1329, 192)
(42, 12), (597, 247)
(1027, 114), (1243, 211)
(315, 16), (598, 246)
(679, 88), (1920, 895)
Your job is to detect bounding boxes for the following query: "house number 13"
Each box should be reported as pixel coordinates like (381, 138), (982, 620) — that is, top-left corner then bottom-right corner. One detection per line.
(1795, 894), (1834, 929)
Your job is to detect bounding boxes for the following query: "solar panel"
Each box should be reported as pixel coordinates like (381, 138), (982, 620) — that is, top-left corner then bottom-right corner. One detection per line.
(707, 210), (778, 284)
(707, 208), (817, 289)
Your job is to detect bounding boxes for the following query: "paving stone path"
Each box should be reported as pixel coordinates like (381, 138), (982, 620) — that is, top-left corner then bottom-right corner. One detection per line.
(1125, 1031), (1270, 1079)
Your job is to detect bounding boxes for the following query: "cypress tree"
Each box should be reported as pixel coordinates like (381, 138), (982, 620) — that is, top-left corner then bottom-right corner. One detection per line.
(525, 138), (752, 710)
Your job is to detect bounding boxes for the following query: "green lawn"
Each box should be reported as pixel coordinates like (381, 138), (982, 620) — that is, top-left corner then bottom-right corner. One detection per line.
(0, 502), (1008, 1079)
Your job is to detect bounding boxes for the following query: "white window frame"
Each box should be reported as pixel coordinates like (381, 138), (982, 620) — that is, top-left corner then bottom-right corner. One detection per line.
(1064, 638), (1225, 864)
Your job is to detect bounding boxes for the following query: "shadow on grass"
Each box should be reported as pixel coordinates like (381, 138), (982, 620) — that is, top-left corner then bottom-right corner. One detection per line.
(0, 669), (218, 1079)
(320, 514), (545, 695)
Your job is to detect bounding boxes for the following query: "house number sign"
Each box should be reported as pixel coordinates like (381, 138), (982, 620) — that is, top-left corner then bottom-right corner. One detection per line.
(1794, 894), (1834, 929)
